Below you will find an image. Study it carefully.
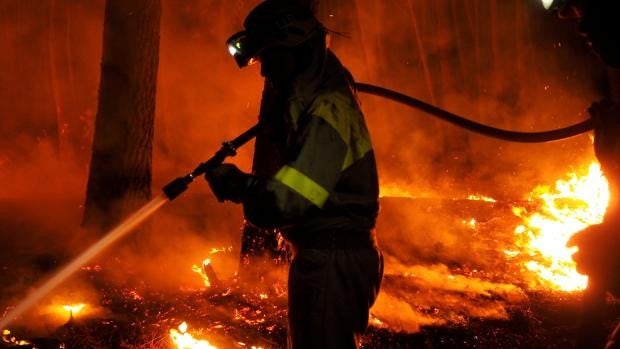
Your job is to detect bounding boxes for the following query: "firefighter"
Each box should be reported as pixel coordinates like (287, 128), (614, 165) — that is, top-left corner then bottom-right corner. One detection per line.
(544, 0), (620, 347)
(205, 1), (383, 347)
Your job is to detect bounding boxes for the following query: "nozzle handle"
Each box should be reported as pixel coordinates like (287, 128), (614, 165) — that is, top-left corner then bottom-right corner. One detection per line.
(162, 123), (259, 200)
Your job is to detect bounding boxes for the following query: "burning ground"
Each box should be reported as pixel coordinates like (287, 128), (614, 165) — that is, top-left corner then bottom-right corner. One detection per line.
(2, 161), (619, 348)
(1, 0), (619, 348)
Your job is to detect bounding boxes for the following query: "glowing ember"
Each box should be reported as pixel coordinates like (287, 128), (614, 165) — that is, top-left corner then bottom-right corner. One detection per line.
(467, 194), (497, 202)
(0, 195), (168, 330)
(170, 322), (217, 349)
(209, 247), (232, 255)
(379, 183), (419, 198)
(510, 162), (609, 291)
(2, 329), (30, 346)
(462, 218), (477, 229)
(380, 182), (496, 202)
(370, 315), (385, 327)
(192, 259), (212, 287)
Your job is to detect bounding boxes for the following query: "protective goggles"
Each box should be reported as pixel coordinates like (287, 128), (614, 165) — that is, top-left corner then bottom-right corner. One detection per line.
(226, 31), (261, 68)
(541, 0), (563, 10)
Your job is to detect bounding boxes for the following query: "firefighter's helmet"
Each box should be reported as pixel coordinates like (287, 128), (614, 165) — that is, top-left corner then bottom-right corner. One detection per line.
(226, 0), (324, 68)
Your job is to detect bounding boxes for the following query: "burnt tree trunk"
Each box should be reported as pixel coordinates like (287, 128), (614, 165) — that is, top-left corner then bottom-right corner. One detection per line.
(82, 0), (161, 232)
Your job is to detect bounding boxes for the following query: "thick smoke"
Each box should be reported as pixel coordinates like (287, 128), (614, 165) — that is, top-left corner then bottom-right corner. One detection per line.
(0, 0), (608, 333)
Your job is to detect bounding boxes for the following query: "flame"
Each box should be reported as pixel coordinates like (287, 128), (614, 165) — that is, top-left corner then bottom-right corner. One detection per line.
(370, 315), (385, 327)
(2, 329), (30, 346)
(379, 182), (419, 198)
(380, 182), (496, 202)
(62, 303), (86, 315)
(170, 322), (217, 349)
(467, 194), (496, 202)
(209, 246), (232, 255)
(511, 162), (609, 291)
(192, 259), (212, 287)
(462, 218), (477, 229)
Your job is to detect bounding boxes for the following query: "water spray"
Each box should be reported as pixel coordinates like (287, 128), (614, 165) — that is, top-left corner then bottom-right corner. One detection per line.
(0, 195), (168, 330)
(0, 125), (259, 330)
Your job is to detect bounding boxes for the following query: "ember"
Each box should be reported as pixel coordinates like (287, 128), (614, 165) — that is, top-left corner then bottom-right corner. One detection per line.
(169, 321), (217, 349)
(509, 161), (609, 291)
(209, 247), (233, 255)
(192, 259), (213, 288)
(379, 182), (420, 198)
(467, 195), (496, 203)
(2, 329), (30, 346)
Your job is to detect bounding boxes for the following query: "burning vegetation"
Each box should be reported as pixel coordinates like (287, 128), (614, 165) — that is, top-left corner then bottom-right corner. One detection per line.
(1, 0), (619, 348)
(510, 162), (609, 292)
(1, 159), (616, 348)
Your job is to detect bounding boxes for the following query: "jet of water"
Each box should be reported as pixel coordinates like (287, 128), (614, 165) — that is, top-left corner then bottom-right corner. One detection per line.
(0, 194), (169, 329)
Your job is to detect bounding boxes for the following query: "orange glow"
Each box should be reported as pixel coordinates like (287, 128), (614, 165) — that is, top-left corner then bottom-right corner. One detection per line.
(509, 162), (609, 291)
(0, 195), (168, 330)
(379, 182), (496, 203)
(209, 247), (232, 255)
(192, 259), (212, 287)
(169, 322), (217, 349)
(370, 315), (385, 327)
(2, 329), (30, 346)
(379, 183), (419, 198)
(462, 218), (477, 229)
(62, 303), (86, 316)
(467, 194), (497, 203)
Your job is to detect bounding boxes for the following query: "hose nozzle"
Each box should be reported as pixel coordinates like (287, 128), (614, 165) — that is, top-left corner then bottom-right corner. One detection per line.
(162, 175), (194, 200)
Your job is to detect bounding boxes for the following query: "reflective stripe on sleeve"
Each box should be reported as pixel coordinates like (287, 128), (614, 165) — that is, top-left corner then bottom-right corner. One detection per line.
(274, 165), (330, 208)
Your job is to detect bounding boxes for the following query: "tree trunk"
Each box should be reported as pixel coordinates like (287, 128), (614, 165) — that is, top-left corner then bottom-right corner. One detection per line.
(82, 0), (161, 232)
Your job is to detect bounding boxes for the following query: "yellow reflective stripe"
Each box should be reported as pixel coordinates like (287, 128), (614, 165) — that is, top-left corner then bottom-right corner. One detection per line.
(274, 166), (329, 208)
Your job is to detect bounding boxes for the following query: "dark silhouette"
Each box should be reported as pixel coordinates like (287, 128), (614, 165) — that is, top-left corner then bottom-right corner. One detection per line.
(82, 0), (161, 233)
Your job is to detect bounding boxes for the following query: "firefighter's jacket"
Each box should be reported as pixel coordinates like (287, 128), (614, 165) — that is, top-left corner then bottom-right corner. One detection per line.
(243, 50), (379, 240)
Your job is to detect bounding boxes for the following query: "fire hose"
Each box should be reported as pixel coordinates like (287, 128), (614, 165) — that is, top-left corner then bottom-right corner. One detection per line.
(164, 82), (595, 200)
(0, 82), (596, 330)
(354, 82), (594, 143)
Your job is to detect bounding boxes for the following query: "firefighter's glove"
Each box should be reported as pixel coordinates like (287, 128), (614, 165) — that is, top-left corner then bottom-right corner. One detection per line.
(204, 163), (253, 203)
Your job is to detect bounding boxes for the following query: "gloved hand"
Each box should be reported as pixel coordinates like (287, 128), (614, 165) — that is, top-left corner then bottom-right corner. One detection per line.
(204, 163), (253, 203)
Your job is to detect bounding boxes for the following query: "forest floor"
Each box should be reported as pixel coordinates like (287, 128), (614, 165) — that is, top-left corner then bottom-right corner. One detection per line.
(1, 197), (619, 348)
(1, 264), (618, 349)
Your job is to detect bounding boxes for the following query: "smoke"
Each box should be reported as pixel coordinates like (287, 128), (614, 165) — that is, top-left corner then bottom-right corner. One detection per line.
(0, 0), (609, 334)
(370, 255), (526, 332)
(331, 0), (605, 200)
